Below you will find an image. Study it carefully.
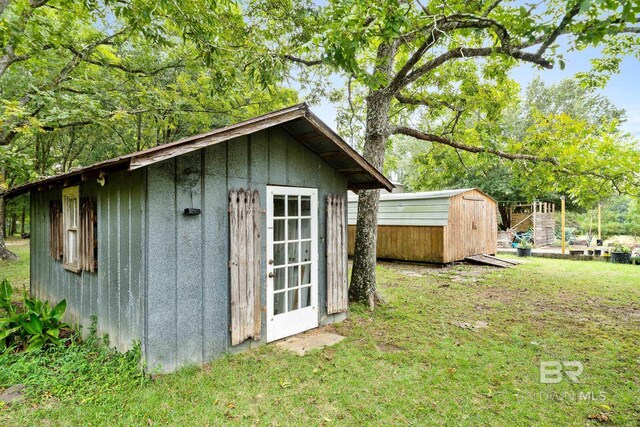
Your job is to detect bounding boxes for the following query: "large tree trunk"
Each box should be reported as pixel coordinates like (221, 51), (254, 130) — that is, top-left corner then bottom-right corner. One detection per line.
(349, 89), (392, 307)
(349, 41), (396, 308)
(0, 197), (18, 261)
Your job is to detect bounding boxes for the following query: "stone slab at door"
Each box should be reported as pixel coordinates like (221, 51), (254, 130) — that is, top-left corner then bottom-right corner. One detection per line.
(266, 186), (319, 342)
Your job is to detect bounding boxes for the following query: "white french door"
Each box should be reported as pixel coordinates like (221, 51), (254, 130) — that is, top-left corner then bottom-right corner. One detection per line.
(266, 186), (319, 342)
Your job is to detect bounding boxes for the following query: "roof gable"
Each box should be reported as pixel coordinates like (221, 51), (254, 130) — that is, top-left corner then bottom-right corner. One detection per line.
(5, 103), (392, 197)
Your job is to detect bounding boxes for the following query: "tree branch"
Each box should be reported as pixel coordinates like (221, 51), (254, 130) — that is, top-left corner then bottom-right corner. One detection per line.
(282, 54), (323, 66)
(64, 45), (184, 76)
(395, 93), (464, 112)
(389, 15), (512, 93)
(392, 125), (559, 164)
(535, 1), (581, 57)
(483, 0), (503, 17)
(400, 45), (551, 90)
(622, 26), (640, 33)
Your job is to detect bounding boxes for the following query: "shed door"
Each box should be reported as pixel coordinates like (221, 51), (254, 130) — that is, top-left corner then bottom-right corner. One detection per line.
(467, 197), (485, 255)
(266, 186), (319, 342)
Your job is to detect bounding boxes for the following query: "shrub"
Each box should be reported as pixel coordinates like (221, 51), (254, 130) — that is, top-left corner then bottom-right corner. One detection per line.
(0, 279), (68, 352)
(612, 243), (631, 254)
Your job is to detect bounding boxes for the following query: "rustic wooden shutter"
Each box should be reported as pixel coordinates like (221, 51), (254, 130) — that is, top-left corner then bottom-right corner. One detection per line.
(229, 189), (262, 346)
(80, 198), (97, 272)
(326, 194), (348, 314)
(49, 200), (63, 260)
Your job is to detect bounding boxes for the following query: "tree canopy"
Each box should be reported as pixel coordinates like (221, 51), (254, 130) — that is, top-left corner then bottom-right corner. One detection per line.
(390, 77), (639, 208)
(0, 0), (298, 258)
(275, 0), (640, 305)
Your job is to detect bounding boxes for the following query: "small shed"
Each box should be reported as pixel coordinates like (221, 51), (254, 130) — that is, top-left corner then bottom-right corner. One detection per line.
(503, 202), (556, 247)
(347, 188), (497, 263)
(5, 104), (392, 373)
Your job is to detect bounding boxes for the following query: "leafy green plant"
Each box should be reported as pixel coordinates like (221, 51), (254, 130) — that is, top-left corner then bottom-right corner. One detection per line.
(612, 243), (631, 254)
(517, 238), (532, 250)
(0, 279), (68, 352)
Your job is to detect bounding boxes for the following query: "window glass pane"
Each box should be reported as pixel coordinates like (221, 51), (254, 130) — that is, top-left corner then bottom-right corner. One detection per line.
(274, 195), (285, 217)
(273, 267), (286, 291)
(274, 243), (286, 266)
(287, 289), (299, 311)
(274, 219), (285, 241)
(301, 196), (311, 216)
(301, 240), (311, 262)
(300, 286), (311, 308)
(287, 242), (298, 264)
(69, 198), (75, 227)
(287, 219), (298, 240)
(287, 265), (299, 288)
(287, 196), (298, 216)
(301, 262), (311, 285)
(69, 230), (77, 263)
(274, 291), (285, 315)
(301, 219), (311, 239)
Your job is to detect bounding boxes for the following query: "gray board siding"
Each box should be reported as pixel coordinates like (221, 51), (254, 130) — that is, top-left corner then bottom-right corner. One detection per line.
(30, 169), (146, 352)
(144, 127), (348, 373)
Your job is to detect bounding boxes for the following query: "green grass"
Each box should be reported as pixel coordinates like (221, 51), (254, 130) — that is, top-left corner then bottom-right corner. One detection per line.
(1, 249), (639, 426)
(0, 239), (30, 300)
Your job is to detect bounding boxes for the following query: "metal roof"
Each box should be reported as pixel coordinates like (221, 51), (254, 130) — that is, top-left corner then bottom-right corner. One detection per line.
(5, 103), (393, 198)
(348, 188), (495, 226)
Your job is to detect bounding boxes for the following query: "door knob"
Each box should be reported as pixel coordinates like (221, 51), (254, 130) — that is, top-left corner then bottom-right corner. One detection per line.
(268, 272), (275, 278)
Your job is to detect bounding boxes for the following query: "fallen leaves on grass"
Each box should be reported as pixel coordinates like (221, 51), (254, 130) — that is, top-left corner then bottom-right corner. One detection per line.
(587, 412), (610, 423)
(451, 321), (489, 330)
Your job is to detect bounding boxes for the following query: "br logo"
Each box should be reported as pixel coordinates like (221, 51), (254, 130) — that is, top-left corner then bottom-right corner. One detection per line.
(540, 361), (584, 384)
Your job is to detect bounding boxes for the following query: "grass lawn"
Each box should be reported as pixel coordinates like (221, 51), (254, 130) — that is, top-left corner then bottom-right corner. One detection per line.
(0, 239), (30, 300)
(1, 244), (639, 426)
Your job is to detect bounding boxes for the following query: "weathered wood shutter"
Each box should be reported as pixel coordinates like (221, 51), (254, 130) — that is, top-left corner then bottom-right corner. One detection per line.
(326, 194), (348, 314)
(229, 189), (262, 346)
(49, 200), (63, 260)
(80, 198), (97, 272)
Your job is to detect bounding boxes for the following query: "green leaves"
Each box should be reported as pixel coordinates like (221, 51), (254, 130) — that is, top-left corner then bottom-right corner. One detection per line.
(0, 279), (69, 353)
(0, 279), (13, 309)
(21, 312), (42, 336)
(51, 300), (66, 322)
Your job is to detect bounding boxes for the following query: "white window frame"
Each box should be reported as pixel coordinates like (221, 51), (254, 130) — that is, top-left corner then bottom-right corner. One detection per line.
(62, 185), (81, 273)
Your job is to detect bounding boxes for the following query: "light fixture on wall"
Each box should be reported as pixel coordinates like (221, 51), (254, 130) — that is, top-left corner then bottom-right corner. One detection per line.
(96, 171), (106, 187)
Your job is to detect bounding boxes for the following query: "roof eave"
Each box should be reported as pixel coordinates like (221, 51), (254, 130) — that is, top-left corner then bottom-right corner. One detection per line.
(3, 103), (393, 197)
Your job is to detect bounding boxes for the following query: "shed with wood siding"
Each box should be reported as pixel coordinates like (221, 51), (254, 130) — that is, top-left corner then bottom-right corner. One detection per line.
(347, 188), (498, 263)
(6, 104), (392, 373)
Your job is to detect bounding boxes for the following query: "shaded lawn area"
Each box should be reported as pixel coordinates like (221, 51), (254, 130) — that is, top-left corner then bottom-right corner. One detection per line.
(1, 248), (639, 426)
(0, 239), (30, 300)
